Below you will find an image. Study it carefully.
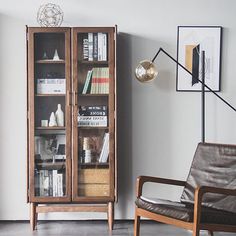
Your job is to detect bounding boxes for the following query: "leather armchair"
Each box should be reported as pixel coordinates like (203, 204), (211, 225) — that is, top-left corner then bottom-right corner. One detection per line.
(134, 143), (236, 236)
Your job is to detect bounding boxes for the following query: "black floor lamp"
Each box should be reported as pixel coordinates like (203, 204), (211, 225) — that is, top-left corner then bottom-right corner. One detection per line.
(135, 47), (236, 143)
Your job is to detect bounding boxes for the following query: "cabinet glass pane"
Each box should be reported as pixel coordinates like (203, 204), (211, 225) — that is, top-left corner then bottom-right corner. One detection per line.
(76, 32), (111, 197)
(33, 33), (67, 198)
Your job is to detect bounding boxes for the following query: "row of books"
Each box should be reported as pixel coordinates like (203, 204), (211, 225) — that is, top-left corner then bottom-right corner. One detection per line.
(78, 105), (108, 127)
(35, 169), (64, 197)
(83, 33), (107, 61)
(37, 78), (66, 94)
(82, 67), (109, 94)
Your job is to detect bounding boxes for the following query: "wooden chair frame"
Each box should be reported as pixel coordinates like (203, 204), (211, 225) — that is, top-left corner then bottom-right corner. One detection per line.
(134, 175), (236, 236)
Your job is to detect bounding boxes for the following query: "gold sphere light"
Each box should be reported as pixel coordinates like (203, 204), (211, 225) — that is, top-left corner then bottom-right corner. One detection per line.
(135, 60), (158, 83)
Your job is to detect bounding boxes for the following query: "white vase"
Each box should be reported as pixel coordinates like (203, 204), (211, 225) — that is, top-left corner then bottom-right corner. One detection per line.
(55, 104), (64, 126)
(49, 112), (57, 127)
(53, 49), (60, 60)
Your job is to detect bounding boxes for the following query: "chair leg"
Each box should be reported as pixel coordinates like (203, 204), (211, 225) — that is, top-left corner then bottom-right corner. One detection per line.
(207, 231), (214, 236)
(134, 207), (140, 236)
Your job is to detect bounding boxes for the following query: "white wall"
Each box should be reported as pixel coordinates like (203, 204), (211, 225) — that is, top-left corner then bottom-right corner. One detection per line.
(0, 0), (236, 220)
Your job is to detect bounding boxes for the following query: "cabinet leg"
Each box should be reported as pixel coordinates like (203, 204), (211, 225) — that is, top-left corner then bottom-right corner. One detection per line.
(107, 202), (114, 231)
(30, 203), (36, 231)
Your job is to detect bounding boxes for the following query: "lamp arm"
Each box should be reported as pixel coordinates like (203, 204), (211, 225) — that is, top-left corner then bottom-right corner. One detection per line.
(152, 47), (236, 113)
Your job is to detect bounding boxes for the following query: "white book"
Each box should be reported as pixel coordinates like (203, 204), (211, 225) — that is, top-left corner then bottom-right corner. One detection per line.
(78, 120), (107, 127)
(88, 33), (93, 61)
(57, 173), (63, 197)
(98, 33), (103, 61)
(53, 170), (58, 197)
(102, 33), (107, 61)
(43, 170), (49, 196)
(99, 133), (109, 163)
(78, 116), (107, 122)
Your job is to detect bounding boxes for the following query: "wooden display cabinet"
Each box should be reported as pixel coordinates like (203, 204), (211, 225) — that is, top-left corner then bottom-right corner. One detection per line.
(27, 26), (117, 230)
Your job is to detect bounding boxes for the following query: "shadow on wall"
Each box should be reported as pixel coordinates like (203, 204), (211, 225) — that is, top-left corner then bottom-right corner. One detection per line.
(116, 32), (176, 218)
(0, 13), (4, 218)
(116, 32), (133, 219)
(116, 32), (197, 218)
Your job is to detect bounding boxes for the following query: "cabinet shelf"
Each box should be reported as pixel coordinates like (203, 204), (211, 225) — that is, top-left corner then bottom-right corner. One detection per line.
(36, 127), (66, 130)
(36, 94), (66, 97)
(36, 161), (66, 170)
(79, 162), (109, 168)
(36, 59), (65, 64)
(78, 126), (109, 129)
(78, 94), (109, 97)
(78, 60), (109, 65)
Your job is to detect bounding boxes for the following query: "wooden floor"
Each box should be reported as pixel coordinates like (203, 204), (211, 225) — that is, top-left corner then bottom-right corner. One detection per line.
(0, 221), (235, 236)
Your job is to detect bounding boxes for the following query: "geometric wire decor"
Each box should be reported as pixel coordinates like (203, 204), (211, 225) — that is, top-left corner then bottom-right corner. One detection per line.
(37, 3), (64, 27)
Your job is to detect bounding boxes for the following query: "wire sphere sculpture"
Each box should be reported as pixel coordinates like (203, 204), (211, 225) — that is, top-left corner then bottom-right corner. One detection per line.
(37, 3), (64, 27)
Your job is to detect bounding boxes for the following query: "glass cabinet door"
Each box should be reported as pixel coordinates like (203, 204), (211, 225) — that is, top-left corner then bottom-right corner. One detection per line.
(28, 28), (71, 202)
(72, 28), (115, 201)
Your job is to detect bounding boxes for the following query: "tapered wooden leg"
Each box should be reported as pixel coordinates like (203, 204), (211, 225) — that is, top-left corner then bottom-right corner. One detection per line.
(107, 202), (114, 231)
(30, 203), (36, 231)
(207, 231), (214, 236)
(35, 211), (38, 229)
(134, 207), (140, 236)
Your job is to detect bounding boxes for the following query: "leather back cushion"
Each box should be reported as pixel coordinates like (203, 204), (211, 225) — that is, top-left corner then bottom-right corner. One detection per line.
(181, 142), (236, 213)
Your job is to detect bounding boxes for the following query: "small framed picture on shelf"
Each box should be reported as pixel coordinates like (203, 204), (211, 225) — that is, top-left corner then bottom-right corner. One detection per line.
(176, 26), (222, 92)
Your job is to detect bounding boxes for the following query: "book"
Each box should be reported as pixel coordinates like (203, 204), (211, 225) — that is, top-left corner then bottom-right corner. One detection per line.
(82, 70), (93, 94)
(98, 33), (107, 61)
(78, 116), (107, 127)
(83, 37), (89, 60)
(99, 133), (109, 163)
(88, 33), (93, 61)
(102, 33), (107, 61)
(93, 33), (98, 61)
(78, 105), (108, 116)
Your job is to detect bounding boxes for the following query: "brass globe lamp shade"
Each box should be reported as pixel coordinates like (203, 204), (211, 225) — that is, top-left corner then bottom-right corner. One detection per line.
(135, 60), (158, 83)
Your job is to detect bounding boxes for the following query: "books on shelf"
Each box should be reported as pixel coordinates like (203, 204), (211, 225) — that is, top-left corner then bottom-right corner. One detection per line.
(83, 32), (107, 61)
(35, 169), (64, 197)
(99, 133), (109, 163)
(90, 67), (109, 94)
(78, 105), (108, 127)
(37, 78), (65, 94)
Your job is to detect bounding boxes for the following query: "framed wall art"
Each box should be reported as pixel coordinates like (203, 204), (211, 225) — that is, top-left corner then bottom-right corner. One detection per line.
(176, 26), (222, 91)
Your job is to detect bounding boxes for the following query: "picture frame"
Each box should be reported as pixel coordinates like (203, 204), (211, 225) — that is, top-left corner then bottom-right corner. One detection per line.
(176, 26), (222, 91)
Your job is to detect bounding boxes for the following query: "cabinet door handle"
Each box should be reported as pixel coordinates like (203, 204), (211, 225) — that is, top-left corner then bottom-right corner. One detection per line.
(66, 91), (72, 106)
(73, 91), (78, 106)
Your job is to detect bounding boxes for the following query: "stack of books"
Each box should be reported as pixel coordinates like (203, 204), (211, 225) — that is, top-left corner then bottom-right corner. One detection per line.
(82, 33), (107, 61)
(81, 67), (109, 94)
(78, 105), (108, 127)
(35, 169), (64, 197)
(37, 78), (65, 94)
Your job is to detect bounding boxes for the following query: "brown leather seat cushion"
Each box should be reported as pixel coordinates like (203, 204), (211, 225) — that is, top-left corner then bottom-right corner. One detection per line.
(136, 197), (236, 225)
(181, 143), (236, 214)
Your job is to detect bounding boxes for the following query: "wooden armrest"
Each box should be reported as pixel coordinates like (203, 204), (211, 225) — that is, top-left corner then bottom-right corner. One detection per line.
(193, 186), (236, 224)
(196, 185), (236, 197)
(136, 175), (186, 197)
